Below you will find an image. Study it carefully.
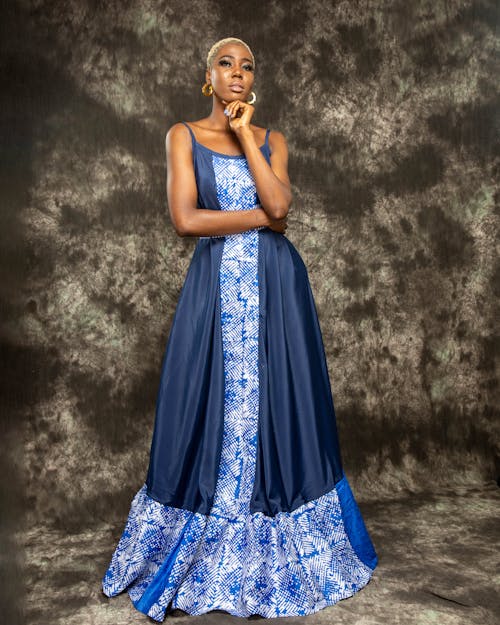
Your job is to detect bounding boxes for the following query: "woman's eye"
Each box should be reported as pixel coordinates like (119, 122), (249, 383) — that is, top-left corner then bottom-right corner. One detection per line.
(219, 60), (253, 71)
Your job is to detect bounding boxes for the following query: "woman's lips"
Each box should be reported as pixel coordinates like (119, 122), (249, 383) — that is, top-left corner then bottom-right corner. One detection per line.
(229, 85), (244, 92)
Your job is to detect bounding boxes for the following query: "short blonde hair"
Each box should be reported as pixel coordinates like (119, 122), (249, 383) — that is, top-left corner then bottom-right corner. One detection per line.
(206, 37), (255, 71)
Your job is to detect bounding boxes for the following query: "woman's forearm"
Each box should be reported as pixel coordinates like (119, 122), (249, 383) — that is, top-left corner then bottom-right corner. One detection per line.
(175, 206), (270, 237)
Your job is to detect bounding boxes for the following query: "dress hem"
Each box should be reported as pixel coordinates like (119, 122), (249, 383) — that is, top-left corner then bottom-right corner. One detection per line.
(129, 566), (376, 621)
(102, 475), (378, 622)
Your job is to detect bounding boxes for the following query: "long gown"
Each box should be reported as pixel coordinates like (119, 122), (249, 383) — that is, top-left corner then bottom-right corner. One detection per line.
(101, 121), (378, 621)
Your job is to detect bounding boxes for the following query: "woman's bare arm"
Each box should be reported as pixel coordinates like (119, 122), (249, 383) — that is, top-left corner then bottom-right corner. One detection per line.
(236, 127), (292, 220)
(166, 123), (274, 237)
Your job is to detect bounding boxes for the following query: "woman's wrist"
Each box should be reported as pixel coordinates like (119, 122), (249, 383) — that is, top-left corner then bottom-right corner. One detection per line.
(255, 208), (270, 228)
(234, 125), (254, 143)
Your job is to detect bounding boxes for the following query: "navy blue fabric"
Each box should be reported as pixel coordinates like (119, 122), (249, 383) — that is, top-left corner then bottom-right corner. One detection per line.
(145, 236), (226, 513)
(252, 229), (345, 515)
(146, 122), (345, 517)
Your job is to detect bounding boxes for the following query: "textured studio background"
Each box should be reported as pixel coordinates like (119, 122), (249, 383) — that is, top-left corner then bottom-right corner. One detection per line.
(2, 1), (499, 624)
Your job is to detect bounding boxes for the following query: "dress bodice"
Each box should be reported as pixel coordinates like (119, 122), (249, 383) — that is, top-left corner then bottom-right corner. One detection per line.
(180, 121), (271, 211)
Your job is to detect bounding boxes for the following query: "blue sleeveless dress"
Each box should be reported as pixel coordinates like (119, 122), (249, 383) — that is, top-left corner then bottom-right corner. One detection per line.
(101, 121), (378, 620)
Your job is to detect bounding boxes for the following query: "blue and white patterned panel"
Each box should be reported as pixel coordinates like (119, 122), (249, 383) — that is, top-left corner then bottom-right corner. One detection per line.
(101, 155), (375, 621)
(212, 155), (260, 212)
(211, 154), (260, 519)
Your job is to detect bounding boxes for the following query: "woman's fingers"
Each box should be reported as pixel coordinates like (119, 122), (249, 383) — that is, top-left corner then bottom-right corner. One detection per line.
(225, 100), (247, 119)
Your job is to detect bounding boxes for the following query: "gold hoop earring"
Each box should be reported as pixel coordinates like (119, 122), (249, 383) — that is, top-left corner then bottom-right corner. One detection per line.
(246, 91), (256, 105)
(201, 82), (213, 97)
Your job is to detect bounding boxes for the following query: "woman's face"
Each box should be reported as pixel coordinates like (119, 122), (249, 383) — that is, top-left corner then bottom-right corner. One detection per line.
(206, 43), (255, 102)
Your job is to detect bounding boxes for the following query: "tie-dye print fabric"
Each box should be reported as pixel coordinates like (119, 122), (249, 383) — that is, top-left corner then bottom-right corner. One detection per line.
(102, 145), (377, 621)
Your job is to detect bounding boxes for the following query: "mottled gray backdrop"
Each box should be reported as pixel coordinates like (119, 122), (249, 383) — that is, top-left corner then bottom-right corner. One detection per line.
(2, 0), (499, 624)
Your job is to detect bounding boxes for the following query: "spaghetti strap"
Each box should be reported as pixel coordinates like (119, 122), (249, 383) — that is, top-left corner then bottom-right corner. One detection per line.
(181, 121), (196, 147)
(264, 128), (271, 156)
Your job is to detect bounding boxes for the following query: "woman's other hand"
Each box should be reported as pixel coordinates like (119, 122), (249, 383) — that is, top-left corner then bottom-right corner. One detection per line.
(221, 98), (255, 132)
(267, 215), (288, 234)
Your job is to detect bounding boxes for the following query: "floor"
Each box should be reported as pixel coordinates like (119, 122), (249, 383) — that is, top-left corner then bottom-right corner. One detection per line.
(23, 480), (499, 625)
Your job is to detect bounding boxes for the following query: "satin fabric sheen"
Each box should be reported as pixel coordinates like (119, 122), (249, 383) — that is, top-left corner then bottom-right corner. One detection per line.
(146, 126), (345, 518)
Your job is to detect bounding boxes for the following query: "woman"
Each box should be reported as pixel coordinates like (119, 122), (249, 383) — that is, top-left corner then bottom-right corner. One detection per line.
(102, 36), (378, 621)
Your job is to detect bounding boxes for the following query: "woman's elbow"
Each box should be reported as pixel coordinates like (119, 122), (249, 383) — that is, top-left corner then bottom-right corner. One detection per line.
(174, 221), (191, 237)
(272, 191), (292, 220)
(271, 203), (290, 220)
(170, 210), (194, 237)
(278, 206), (290, 220)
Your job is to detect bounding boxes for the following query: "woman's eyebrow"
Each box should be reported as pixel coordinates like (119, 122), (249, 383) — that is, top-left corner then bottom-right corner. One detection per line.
(218, 54), (253, 63)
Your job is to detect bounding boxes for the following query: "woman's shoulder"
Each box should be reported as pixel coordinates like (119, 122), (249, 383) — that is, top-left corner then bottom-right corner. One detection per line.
(249, 123), (286, 137)
(264, 127), (288, 156)
(166, 121), (192, 139)
(165, 121), (287, 154)
(165, 122), (198, 154)
(165, 121), (191, 140)
(250, 125), (288, 154)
